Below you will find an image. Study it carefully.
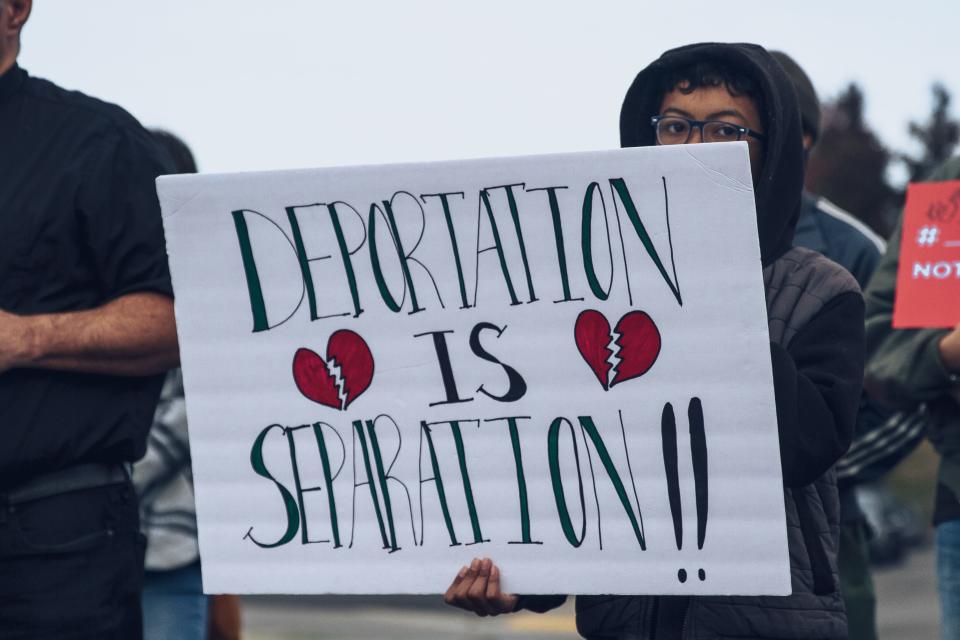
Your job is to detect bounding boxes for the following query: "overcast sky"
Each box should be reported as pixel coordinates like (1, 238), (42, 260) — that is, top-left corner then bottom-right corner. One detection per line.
(18, 1), (959, 175)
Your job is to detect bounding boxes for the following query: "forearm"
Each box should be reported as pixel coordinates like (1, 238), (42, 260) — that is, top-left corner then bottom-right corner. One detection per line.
(513, 595), (567, 614)
(865, 321), (952, 406)
(7, 292), (179, 376)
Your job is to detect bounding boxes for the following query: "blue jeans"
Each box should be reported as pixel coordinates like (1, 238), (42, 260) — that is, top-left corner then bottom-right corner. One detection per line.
(142, 562), (208, 640)
(938, 519), (960, 639)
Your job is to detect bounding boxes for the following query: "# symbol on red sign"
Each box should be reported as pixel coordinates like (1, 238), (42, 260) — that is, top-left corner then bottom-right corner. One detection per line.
(292, 330), (374, 411)
(917, 225), (940, 247)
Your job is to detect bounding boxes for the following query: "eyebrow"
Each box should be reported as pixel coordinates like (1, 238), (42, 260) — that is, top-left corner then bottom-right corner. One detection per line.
(662, 107), (749, 122)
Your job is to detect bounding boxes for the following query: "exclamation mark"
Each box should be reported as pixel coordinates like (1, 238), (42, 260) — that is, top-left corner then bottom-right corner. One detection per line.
(661, 397), (708, 584)
(689, 397), (708, 582)
(660, 403), (685, 582)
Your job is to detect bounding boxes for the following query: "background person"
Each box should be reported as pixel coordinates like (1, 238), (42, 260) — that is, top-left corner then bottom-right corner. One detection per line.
(135, 130), (210, 640)
(863, 154), (960, 639)
(0, 0), (178, 638)
(771, 49), (925, 640)
(138, 129), (243, 640)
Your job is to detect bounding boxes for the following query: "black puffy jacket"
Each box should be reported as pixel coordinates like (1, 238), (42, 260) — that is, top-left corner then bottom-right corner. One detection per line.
(516, 41), (864, 640)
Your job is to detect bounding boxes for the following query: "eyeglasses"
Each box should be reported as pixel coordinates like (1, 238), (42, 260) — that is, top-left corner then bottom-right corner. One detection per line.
(650, 115), (767, 145)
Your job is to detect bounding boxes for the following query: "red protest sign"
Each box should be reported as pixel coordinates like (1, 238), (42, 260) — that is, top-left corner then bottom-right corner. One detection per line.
(893, 180), (960, 328)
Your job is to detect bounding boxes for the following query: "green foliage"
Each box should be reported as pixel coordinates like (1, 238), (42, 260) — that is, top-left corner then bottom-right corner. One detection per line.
(805, 82), (959, 239)
(901, 83), (960, 183)
(806, 84), (900, 237)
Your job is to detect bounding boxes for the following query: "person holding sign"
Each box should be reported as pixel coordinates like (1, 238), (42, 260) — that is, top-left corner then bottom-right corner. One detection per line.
(445, 42), (865, 640)
(863, 155), (960, 639)
(0, 1), (178, 638)
(771, 49), (920, 640)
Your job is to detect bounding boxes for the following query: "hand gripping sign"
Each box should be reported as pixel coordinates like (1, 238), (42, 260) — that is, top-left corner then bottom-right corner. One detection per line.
(157, 143), (789, 596)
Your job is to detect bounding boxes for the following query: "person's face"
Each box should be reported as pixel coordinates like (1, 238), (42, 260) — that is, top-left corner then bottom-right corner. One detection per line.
(0, 0), (31, 71)
(657, 83), (765, 186)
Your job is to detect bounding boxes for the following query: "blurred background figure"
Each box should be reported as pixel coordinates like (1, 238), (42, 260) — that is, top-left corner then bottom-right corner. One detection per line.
(771, 50), (925, 640)
(136, 129), (206, 640)
(137, 130), (242, 640)
(208, 595), (242, 640)
(862, 153), (960, 640)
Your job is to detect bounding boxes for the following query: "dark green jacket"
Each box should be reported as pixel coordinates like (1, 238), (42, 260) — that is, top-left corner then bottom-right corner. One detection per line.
(864, 156), (960, 496)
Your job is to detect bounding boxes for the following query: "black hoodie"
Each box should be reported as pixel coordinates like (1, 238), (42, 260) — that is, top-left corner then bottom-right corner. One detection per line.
(618, 43), (863, 491)
(619, 42), (805, 267)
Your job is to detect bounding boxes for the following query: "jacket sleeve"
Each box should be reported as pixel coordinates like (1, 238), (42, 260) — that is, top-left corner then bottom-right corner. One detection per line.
(772, 291), (865, 488)
(513, 595), (568, 613)
(864, 222), (953, 408)
(847, 236), (883, 292)
(132, 370), (191, 498)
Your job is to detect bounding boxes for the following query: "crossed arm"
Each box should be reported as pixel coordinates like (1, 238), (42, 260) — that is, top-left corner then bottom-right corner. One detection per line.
(0, 292), (179, 376)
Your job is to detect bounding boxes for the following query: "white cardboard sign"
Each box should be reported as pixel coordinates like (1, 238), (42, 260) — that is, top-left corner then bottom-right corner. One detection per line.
(158, 143), (789, 596)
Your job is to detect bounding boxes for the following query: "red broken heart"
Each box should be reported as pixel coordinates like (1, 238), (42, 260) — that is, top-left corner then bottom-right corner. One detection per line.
(292, 330), (375, 411)
(574, 309), (661, 390)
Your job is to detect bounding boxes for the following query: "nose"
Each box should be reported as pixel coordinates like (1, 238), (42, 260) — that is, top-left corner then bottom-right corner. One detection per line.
(687, 124), (705, 144)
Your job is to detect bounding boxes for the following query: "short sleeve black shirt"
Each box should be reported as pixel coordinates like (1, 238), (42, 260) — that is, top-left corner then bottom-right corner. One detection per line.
(0, 65), (174, 486)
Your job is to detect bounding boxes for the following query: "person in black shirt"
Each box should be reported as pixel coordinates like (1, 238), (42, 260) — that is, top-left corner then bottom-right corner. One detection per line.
(0, 1), (179, 638)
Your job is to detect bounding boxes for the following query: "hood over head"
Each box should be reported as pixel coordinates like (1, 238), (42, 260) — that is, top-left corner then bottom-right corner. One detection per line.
(769, 50), (822, 143)
(620, 42), (804, 266)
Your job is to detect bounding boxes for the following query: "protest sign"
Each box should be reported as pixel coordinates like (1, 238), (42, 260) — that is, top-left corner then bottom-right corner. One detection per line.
(158, 142), (789, 596)
(893, 179), (960, 328)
